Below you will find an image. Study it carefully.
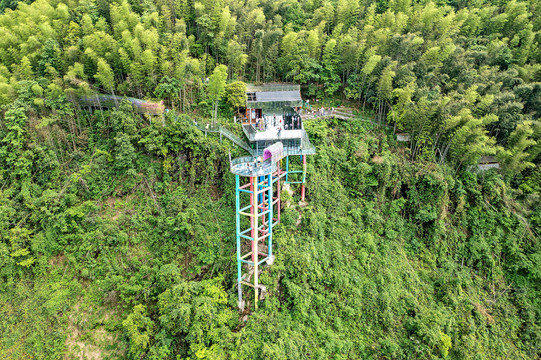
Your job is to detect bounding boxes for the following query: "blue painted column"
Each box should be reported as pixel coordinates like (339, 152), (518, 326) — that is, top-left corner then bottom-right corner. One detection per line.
(258, 176), (264, 227)
(285, 156), (289, 183)
(267, 173), (273, 258)
(301, 154), (307, 201)
(258, 176), (264, 205)
(235, 174), (242, 305)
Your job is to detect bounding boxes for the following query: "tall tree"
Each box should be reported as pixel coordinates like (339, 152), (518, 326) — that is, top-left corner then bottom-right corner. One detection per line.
(207, 64), (228, 125)
(94, 58), (115, 96)
(225, 80), (247, 117)
(498, 120), (537, 176)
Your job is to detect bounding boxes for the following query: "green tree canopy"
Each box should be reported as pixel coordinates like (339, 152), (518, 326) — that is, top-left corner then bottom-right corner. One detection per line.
(207, 64), (228, 124)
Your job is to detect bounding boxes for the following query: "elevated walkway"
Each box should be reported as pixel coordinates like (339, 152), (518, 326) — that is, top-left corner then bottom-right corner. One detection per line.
(194, 122), (316, 157)
(196, 123), (254, 154)
(301, 109), (355, 121)
(75, 94), (165, 115)
(302, 110), (389, 133)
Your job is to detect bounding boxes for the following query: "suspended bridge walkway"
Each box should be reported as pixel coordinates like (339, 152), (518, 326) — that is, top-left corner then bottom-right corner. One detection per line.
(190, 108), (374, 156)
(301, 109), (355, 121)
(301, 109), (378, 124)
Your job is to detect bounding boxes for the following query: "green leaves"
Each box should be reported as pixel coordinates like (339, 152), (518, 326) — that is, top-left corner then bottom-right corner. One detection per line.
(0, 105), (29, 179)
(94, 58), (115, 92)
(321, 38), (340, 96)
(444, 109), (499, 167)
(498, 120), (537, 176)
(207, 64), (228, 102)
(123, 304), (155, 357)
(7, 227), (35, 268)
(157, 276), (234, 357)
(154, 76), (181, 105)
(207, 64), (228, 123)
(114, 132), (136, 171)
(377, 64), (396, 102)
(0, 1), (539, 359)
(10, 247), (35, 267)
(224, 80), (246, 110)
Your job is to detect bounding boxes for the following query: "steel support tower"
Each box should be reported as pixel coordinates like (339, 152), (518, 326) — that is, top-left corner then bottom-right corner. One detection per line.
(233, 152), (312, 311)
(284, 155), (307, 201)
(234, 158), (287, 310)
(230, 83), (316, 310)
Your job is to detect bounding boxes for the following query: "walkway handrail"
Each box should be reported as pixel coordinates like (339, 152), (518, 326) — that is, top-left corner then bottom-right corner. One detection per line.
(195, 122), (253, 154)
(220, 126), (253, 154)
(189, 114), (318, 156)
(301, 112), (376, 124)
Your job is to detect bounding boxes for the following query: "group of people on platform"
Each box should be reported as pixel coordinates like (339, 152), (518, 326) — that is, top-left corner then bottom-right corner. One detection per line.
(253, 113), (302, 133)
(246, 156), (267, 175)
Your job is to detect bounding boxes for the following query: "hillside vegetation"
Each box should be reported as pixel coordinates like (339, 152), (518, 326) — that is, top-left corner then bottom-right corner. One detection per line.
(0, 0), (540, 359)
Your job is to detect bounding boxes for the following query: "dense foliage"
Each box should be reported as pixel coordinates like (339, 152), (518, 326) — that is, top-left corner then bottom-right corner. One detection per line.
(1, 0), (541, 170)
(0, 0), (540, 359)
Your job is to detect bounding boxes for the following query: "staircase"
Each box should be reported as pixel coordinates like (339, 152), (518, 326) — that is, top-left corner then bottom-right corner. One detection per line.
(219, 126), (253, 154)
(196, 123), (253, 154)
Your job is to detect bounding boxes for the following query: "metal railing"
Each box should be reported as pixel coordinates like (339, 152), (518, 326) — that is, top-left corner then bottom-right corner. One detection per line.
(246, 84), (301, 92)
(242, 124), (258, 141)
(301, 132), (316, 154)
(192, 118), (315, 156)
(252, 143), (315, 157)
(230, 155), (277, 177)
(195, 123), (253, 154)
(220, 126), (253, 154)
(301, 110), (354, 119)
(301, 110), (378, 125)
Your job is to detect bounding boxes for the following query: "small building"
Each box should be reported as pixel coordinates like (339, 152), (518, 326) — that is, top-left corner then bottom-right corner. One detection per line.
(396, 133), (411, 142)
(244, 84), (302, 125)
(241, 84), (313, 155)
(478, 156), (500, 170)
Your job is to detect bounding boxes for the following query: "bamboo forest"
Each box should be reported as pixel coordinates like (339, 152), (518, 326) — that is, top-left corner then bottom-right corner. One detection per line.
(0, 0), (540, 359)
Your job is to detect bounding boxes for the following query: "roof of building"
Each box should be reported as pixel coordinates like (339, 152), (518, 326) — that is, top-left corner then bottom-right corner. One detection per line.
(247, 90), (301, 103)
(479, 156), (498, 164)
(246, 84), (300, 92)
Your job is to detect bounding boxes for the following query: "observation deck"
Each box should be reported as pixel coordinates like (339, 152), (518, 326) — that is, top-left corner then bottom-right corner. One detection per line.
(241, 122), (316, 156)
(230, 156), (277, 177)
